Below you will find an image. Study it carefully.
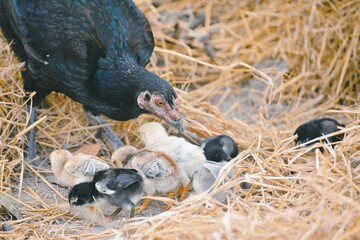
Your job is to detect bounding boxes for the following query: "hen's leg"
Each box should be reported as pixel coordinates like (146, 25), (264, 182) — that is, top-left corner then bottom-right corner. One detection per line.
(23, 72), (49, 165)
(85, 110), (124, 151)
(24, 104), (38, 161)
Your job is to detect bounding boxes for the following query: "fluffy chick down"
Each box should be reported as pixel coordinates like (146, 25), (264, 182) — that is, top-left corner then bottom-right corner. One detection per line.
(138, 122), (206, 187)
(112, 146), (181, 196)
(50, 149), (110, 187)
(201, 134), (239, 162)
(192, 161), (231, 203)
(69, 168), (144, 218)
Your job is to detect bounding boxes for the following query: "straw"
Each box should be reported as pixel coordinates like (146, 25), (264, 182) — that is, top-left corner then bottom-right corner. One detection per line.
(0, 0), (359, 238)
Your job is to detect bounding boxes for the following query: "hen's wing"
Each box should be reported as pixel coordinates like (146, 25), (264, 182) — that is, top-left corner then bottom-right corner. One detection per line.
(102, 0), (154, 66)
(4, 0), (101, 87)
(3, 0), (153, 92)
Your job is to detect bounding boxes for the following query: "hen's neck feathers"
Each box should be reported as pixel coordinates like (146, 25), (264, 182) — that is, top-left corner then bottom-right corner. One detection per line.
(82, 53), (173, 121)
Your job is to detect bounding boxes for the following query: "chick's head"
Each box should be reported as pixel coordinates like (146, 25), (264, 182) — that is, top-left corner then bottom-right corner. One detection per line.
(112, 146), (138, 167)
(68, 182), (98, 206)
(49, 149), (73, 171)
(138, 122), (169, 146)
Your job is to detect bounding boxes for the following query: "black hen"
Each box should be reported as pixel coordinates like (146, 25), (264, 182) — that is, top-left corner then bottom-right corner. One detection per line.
(0, 0), (181, 161)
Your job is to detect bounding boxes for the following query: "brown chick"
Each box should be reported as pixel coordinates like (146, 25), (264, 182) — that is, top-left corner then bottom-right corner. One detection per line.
(112, 146), (181, 211)
(50, 149), (110, 187)
(138, 122), (206, 200)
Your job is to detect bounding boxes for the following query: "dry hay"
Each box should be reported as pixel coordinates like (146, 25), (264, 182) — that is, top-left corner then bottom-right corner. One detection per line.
(0, 0), (360, 239)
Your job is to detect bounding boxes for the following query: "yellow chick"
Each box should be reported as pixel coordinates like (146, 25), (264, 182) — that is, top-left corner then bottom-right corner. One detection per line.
(138, 122), (206, 200)
(112, 146), (181, 211)
(50, 149), (110, 187)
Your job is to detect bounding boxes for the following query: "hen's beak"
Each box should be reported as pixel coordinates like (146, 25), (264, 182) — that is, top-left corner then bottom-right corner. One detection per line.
(170, 118), (182, 130)
(166, 105), (183, 130)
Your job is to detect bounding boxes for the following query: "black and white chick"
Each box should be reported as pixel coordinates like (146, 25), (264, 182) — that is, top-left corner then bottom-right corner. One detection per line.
(294, 117), (345, 150)
(68, 168), (144, 218)
(200, 135), (239, 162)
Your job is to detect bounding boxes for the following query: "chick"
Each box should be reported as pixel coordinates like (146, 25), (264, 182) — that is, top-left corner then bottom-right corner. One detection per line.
(68, 168), (144, 218)
(192, 161), (253, 203)
(294, 117), (345, 151)
(68, 181), (103, 206)
(112, 146), (181, 211)
(192, 161), (229, 203)
(200, 135), (239, 162)
(50, 149), (110, 187)
(138, 122), (206, 200)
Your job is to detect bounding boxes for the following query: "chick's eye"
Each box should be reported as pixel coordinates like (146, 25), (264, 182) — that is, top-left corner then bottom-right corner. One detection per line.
(155, 99), (164, 107)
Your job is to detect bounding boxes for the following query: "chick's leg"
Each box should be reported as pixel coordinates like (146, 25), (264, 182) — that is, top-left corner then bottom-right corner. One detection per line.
(135, 198), (151, 212)
(174, 184), (184, 197)
(85, 110), (124, 151)
(180, 182), (191, 201)
(110, 207), (122, 219)
(170, 183), (190, 200)
(130, 207), (135, 218)
(167, 191), (177, 198)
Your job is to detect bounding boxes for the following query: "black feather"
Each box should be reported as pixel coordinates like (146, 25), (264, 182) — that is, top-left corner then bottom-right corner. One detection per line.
(68, 181), (101, 206)
(0, 0), (177, 120)
(294, 117), (345, 149)
(94, 168), (143, 211)
(201, 135), (239, 162)
(68, 168), (144, 217)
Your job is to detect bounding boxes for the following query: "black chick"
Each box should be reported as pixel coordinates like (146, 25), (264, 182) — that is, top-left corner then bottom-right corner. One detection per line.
(68, 168), (144, 218)
(294, 117), (345, 150)
(200, 135), (239, 162)
(0, 0), (181, 162)
(68, 181), (103, 206)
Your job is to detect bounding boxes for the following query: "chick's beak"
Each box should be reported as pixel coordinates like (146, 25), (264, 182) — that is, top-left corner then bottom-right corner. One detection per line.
(69, 197), (78, 204)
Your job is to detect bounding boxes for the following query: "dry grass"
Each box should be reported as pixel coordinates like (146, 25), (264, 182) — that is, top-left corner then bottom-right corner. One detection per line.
(1, 0), (360, 239)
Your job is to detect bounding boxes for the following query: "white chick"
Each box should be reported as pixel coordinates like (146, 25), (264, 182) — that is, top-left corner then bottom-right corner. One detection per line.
(138, 122), (206, 200)
(112, 146), (181, 211)
(192, 161), (229, 203)
(193, 161), (252, 203)
(50, 149), (110, 187)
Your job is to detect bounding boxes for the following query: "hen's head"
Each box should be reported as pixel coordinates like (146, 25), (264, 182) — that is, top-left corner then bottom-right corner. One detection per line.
(137, 89), (181, 129)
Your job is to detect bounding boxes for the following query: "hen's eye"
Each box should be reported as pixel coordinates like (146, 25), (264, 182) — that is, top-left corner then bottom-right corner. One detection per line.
(144, 93), (151, 101)
(155, 99), (164, 106)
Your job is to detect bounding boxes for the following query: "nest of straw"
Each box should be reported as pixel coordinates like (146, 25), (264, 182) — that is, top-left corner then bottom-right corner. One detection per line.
(1, 0), (359, 239)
